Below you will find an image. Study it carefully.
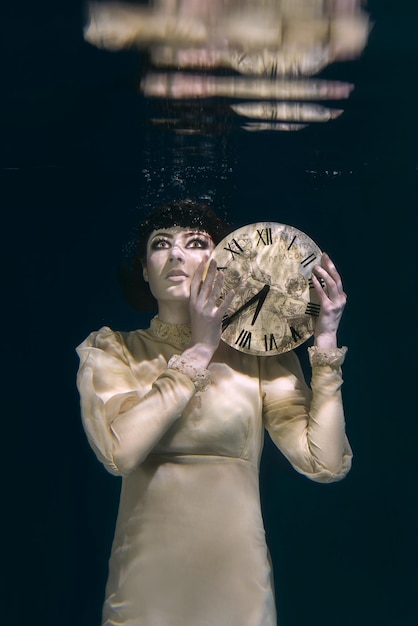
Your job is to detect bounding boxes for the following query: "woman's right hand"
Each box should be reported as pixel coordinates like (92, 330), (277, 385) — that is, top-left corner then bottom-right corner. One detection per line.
(186, 259), (234, 364)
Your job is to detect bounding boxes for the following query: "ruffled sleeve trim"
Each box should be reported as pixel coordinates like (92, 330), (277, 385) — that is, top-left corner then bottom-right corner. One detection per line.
(308, 345), (348, 367)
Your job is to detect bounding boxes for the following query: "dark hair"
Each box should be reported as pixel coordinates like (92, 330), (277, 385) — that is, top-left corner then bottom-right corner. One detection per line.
(118, 199), (232, 312)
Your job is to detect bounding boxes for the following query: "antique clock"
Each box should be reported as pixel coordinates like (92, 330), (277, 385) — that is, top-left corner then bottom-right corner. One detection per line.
(210, 222), (324, 356)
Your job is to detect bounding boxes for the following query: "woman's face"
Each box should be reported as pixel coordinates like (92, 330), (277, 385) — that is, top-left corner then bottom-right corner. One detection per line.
(144, 226), (215, 304)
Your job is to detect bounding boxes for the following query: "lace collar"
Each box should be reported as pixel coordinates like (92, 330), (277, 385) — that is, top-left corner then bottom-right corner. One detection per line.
(149, 316), (192, 351)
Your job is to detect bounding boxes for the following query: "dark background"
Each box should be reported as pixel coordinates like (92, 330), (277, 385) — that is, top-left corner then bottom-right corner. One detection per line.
(2, 1), (418, 625)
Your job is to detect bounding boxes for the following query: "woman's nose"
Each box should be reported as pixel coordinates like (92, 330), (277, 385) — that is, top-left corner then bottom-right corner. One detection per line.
(169, 244), (185, 262)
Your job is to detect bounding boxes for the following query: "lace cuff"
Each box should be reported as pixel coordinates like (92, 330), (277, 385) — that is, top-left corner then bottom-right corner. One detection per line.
(308, 346), (348, 367)
(167, 355), (211, 392)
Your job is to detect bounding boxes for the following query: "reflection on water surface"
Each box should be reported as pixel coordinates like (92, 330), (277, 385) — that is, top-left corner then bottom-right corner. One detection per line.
(84, 0), (370, 134)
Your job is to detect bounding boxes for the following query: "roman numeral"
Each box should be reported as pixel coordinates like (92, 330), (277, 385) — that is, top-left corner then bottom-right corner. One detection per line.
(221, 314), (230, 330)
(289, 326), (302, 341)
(223, 238), (244, 259)
(264, 333), (278, 351)
(235, 329), (252, 349)
(305, 302), (320, 316)
(256, 228), (273, 246)
(301, 253), (317, 267)
(309, 277), (326, 289)
(287, 235), (296, 250)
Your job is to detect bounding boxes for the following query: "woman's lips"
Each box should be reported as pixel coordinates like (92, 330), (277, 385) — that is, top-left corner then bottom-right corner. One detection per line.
(166, 270), (189, 281)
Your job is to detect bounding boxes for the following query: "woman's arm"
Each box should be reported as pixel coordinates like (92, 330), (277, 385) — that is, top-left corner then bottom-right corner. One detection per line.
(261, 349), (352, 483)
(262, 253), (352, 482)
(76, 328), (201, 477)
(76, 261), (233, 477)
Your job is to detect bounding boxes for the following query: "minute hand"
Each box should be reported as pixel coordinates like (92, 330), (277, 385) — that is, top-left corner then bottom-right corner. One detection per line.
(222, 284), (270, 331)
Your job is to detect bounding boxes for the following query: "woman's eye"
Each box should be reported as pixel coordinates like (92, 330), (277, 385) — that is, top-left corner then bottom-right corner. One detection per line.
(151, 239), (170, 249)
(187, 238), (209, 249)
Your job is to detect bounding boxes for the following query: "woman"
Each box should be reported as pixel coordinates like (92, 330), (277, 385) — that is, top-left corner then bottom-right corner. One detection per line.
(76, 199), (352, 626)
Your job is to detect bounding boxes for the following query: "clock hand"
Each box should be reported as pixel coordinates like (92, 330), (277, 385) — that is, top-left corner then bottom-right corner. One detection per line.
(251, 284), (270, 325)
(222, 284), (270, 331)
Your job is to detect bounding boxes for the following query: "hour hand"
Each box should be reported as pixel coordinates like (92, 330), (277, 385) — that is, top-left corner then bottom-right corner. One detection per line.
(222, 284), (270, 330)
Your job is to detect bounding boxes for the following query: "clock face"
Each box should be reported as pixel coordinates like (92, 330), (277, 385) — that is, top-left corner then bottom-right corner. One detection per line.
(210, 222), (323, 356)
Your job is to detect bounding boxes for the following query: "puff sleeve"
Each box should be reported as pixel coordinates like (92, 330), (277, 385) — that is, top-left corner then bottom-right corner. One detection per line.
(76, 327), (197, 476)
(260, 348), (352, 483)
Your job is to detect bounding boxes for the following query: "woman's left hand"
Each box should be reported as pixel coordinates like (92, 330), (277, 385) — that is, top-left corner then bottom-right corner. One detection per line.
(311, 253), (347, 349)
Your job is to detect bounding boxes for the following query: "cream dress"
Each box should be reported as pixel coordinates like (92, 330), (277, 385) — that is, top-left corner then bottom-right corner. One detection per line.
(76, 317), (352, 626)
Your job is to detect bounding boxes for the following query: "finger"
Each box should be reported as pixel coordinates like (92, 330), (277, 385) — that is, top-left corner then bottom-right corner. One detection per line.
(210, 269), (227, 303)
(320, 253), (344, 292)
(198, 258), (217, 299)
(310, 272), (329, 304)
(312, 270), (342, 306)
(190, 260), (207, 300)
(313, 264), (341, 301)
(312, 270), (347, 320)
(217, 289), (235, 317)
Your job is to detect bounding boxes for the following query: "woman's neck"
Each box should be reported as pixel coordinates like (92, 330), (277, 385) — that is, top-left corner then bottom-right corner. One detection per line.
(157, 302), (191, 325)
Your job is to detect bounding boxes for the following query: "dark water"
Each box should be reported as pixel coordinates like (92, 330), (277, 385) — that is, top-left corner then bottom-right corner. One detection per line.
(2, 1), (418, 625)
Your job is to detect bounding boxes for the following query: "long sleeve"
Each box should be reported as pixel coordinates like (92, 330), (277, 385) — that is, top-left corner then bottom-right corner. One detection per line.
(76, 327), (197, 477)
(260, 348), (352, 483)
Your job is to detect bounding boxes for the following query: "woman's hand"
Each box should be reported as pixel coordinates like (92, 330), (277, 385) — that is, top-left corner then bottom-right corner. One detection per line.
(185, 259), (235, 364)
(311, 253), (347, 349)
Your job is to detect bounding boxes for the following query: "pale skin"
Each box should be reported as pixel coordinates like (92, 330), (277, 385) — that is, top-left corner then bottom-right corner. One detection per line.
(143, 227), (347, 368)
